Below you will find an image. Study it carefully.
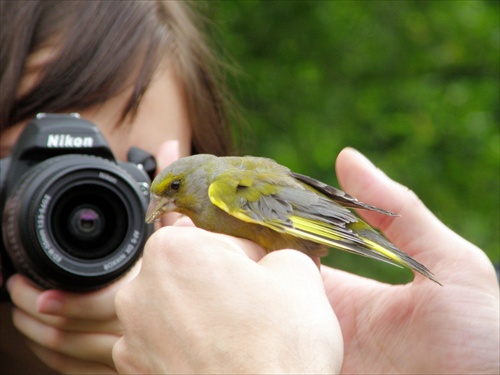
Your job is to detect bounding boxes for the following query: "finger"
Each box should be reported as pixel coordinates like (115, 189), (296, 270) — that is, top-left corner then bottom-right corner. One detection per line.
(335, 148), (494, 285)
(7, 274), (122, 332)
(15, 308), (120, 334)
(335, 147), (436, 229)
(155, 139), (180, 171)
(111, 338), (126, 374)
(7, 274), (42, 313)
(12, 308), (118, 367)
(36, 261), (140, 319)
(154, 139), (184, 227)
(7, 263), (138, 320)
(335, 148), (456, 262)
(171, 215), (196, 227)
(112, 338), (141, 375)
(28, 341), (117, 374)
(147, 226), (267, 264)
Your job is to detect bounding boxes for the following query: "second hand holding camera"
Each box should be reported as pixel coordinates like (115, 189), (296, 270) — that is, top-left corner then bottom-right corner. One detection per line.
(0, 113), (155, 292)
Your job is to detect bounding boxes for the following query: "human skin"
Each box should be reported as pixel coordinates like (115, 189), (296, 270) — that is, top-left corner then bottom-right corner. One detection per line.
(325, 148), (500, 374)
(113, 228), (343, 374)
(112, 148), (499, 374)
(1, 64), (192, 373)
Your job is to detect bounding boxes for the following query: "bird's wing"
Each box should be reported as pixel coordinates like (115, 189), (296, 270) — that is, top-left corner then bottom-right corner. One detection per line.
(208, 167), (440, 284)
(291, 172), (399, 216)
(207, 168), (392, 257)
(207, 168), (295, 229)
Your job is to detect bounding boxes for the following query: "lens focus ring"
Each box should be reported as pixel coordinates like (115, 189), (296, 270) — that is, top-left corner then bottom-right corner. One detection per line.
(2, 155), (150, 291)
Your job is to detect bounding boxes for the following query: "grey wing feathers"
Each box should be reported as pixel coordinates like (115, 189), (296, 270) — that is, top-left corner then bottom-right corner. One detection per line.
(242, 193), (294, 229)
(290, 172), (399, 216)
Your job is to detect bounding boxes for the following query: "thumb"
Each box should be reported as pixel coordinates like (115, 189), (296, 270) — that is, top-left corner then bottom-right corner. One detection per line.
(334, 147), (488, 278)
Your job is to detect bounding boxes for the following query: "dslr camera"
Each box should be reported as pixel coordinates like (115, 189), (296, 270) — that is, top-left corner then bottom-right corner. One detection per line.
(0, 114), (155, 294)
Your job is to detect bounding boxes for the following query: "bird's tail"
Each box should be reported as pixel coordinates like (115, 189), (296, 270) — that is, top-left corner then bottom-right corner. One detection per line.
(288, 216), (441, 285)
(354, 224), (442, 285)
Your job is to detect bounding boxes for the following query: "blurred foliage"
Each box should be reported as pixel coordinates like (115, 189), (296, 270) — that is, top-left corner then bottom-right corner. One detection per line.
(203, 0), (499, 283)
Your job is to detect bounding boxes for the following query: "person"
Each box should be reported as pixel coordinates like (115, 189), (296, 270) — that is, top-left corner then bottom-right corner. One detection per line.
(0, 1), (235, 373)
(2, 2), (499, 375)
(112, 147), (500, 374)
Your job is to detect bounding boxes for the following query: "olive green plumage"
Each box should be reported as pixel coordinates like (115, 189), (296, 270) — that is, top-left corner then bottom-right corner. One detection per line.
(146, 154), (439, 284)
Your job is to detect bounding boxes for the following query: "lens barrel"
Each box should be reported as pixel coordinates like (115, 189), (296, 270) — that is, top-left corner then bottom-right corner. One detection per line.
(2, 155), (150, 291)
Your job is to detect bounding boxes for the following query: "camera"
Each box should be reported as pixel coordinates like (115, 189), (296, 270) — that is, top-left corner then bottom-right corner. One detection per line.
(0, 114), (155, 294)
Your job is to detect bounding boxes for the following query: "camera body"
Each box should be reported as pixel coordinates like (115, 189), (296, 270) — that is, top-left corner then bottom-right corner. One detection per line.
(0, 114), (155, 294)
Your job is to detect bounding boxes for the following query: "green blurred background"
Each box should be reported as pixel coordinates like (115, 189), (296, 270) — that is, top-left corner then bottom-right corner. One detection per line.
(203, 0), (499, 283)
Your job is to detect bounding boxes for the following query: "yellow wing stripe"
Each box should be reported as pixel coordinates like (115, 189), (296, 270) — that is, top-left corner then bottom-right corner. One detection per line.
(209, 181), (405, 267)
(360, 237), (404, 264)
(287, 216), (372, 253)
(290, 216), (345, 241)
(290, 216), (405, 266)
(284, 225), (362, 254)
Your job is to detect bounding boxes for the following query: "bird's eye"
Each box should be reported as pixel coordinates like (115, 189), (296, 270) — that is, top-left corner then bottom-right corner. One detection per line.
(170, 180), (181, 191)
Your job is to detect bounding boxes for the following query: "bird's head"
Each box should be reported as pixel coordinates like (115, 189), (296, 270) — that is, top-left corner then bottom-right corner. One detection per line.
(145, 154), (217, 223)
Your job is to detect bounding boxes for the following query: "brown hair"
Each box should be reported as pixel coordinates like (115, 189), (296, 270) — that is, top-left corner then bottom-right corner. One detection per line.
(0, 0), (235, 155)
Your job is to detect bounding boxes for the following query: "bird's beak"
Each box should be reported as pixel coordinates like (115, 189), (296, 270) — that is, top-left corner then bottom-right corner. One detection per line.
(145, 194), (177, 223)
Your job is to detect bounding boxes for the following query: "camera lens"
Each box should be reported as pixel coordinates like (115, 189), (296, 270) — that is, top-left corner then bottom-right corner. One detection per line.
(2, 155), (152, 291)
(69, 206), (104, 240)
(52, 184), (128, 260)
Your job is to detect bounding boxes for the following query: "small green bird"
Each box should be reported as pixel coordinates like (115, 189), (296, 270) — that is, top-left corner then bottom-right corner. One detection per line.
(146, 154), (439, 284)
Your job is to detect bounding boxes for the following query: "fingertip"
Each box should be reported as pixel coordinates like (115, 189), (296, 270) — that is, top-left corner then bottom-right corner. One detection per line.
(337, 147), (375, 169)
(5, 273), (20, 293)
(6, 273), (40, 296)
(36, 290), (64, 315)
(111, 337), (124, 372)
(335, 149), (459, 270)
(336, 148), (388, 195)
(113, 336), (137, 375)
(155, 139), (180, 171)
(336, 148), (425, 217)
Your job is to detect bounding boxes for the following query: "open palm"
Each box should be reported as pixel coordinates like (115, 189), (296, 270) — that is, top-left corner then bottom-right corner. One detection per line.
(324, 148), (499, 374)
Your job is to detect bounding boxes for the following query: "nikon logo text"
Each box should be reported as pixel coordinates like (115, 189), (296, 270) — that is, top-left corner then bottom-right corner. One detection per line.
(47, 134), (94, 148)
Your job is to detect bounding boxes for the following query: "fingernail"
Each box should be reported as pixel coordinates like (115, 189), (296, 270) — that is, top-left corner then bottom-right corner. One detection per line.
(36, 293), (63, 314)
(347, 147), (376, 169)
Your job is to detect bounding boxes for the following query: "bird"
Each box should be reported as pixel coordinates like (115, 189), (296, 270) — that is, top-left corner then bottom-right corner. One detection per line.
(146, 154), (440, 284)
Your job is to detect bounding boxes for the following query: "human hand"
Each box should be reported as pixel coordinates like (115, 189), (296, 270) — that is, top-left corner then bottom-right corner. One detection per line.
(113, 226), (343, 374)
(154, 140), (189, 228)
(324, 147), (500, 374)
(3, 140), (184, 374)
(6, 265), (139, 374)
